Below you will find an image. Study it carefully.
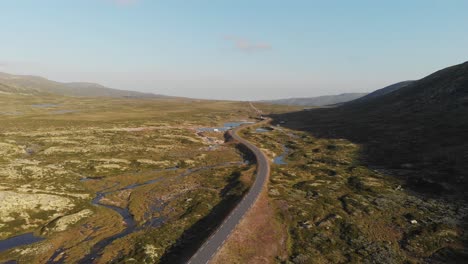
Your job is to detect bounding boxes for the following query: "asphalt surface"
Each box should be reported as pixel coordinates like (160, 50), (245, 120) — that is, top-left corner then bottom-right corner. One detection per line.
(187, 122), (271, 264)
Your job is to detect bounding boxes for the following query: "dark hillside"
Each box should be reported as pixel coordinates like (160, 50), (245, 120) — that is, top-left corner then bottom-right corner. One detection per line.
(347, 80), (414, 104)
(271, 61), (468, 196)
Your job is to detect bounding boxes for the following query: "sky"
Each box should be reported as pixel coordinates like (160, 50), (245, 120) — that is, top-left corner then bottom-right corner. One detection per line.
(1, 0), (467, 100)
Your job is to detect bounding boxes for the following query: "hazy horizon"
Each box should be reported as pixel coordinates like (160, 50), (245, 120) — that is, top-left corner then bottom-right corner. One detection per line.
(1, 0), (468, 100)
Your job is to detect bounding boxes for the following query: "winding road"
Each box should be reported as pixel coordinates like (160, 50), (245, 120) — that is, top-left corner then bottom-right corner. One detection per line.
(187, 121), (271, 264)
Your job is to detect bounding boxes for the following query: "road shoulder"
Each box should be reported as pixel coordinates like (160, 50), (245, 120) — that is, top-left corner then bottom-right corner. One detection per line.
(211, 191), (288, 264)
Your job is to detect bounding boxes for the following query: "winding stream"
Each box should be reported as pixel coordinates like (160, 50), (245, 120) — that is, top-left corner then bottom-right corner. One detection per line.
(0, 233), (44, 253)
(76, 161), (245, 263)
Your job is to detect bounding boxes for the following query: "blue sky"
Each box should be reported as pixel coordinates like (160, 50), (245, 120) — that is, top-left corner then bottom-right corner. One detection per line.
(1, 0), (467, 100)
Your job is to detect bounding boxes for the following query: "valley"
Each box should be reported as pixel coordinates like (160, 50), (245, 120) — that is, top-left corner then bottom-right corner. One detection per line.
(2, 2), (468, 263)
(0, 93), (293, 263)
(0, 62), (467, 264)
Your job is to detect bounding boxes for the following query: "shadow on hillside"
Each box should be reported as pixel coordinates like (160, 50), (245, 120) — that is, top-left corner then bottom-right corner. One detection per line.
(269, 107), (468, 199)
(269, 107), (468, 263)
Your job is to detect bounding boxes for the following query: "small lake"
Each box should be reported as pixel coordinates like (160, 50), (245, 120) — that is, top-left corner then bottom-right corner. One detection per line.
(0, 233), (44, 253)
(31, 104), (59, 108)
(224, 121), (254, 128)
(197, 121), (254, 132)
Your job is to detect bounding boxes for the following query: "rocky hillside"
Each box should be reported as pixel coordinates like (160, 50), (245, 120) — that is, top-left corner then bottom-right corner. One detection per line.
(0, 72), (166, 98)
(271, 61), (468, 197)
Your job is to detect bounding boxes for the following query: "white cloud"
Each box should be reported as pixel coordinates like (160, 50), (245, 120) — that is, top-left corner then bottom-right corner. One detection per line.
(224, 36), (272, 53)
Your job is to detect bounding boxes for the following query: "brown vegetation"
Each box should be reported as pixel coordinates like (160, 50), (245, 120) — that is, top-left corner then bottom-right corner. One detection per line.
(212, 191), (288, 264)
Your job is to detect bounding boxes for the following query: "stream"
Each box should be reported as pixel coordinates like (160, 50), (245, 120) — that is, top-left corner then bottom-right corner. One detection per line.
(0, 233), (45, 254)
(253, 126), (289, 165)
(76, 161), (245, 264)
(273, 145), (290, 165)
(0, 121), (251, 263)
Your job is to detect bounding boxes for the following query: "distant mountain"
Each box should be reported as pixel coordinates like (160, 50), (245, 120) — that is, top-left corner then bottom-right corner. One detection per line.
(346, 80), (414, 104)
(271, 61), (468, 196)
(0, 72), (167, 98)
(261, 93), (367, 107)
(262, 81), (418, 107)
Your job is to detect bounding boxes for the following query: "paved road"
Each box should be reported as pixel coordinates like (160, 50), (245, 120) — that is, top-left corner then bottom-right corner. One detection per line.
(187, 122), (271, 264)
(249, 101), (263, 116)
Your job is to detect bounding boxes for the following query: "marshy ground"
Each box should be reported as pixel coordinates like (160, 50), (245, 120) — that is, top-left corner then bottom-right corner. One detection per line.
(0, 94), (292, 263)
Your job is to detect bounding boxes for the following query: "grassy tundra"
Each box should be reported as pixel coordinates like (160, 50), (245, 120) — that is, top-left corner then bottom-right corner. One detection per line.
(0, 93), (293, 263)
(234, 125), (467, 264)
